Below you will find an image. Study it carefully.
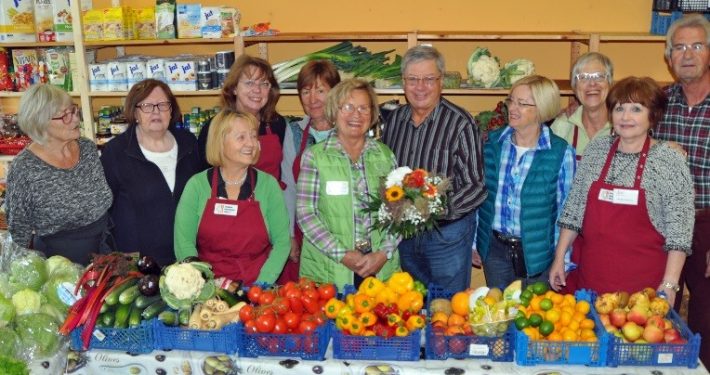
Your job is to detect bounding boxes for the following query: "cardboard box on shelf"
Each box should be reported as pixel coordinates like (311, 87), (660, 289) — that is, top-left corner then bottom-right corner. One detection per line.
(53, 0), (73, 42)
(176, 3), (200, 38)
(0, 0), (36, 42)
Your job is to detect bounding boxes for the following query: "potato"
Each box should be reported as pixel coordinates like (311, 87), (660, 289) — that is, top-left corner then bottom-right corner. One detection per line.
(429, 298), (452, 315)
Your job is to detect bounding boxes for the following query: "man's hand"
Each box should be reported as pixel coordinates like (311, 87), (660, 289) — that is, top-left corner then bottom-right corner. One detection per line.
(355, 252), (388, 277)
(288, 238), (300, 263)
(341, 250), (365, 274)
(472, 248), (482, 268)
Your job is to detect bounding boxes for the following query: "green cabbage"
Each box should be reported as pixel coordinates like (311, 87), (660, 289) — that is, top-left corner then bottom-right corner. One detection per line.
(41, 272), (80, 314)
(45, 255), (80, 280)
(11, 289), (41, 316)
(14, 313), (61, 358)
(0, 295), (15, 328)
(0, 328), (20, 359)
(9, 253), (47, 291)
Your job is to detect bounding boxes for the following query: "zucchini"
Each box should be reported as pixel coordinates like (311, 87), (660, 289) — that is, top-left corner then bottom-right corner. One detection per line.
(128, 304), (143, 327)
(104, 279), (138, 306)
(99, 301), (110, 314)
(135, 295), (161, 309)
(178, 309), (190, 326)
(141, 300), (167, 320)
(158, 310), (178, 326)
(101, 311), (115, 327)
(216, 288), (238, 307)
(118, 285), (140, 305)
(114, 303), (131, 329)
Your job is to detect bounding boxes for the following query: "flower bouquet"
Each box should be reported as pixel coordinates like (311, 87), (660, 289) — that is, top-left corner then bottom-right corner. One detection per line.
(365, 167), (449, 239)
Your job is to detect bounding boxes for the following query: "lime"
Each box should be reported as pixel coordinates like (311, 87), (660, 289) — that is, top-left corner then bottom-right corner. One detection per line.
(520, 290), (533, 301)
(531, 281), (549, 296)
(539, 320), (554, 337)
(519, 296), (531, 307)
(529, 313), (543, 327)
(539, 298), (553, 311)
(514, 316), (530, 330)
(515, 310), (526, 320)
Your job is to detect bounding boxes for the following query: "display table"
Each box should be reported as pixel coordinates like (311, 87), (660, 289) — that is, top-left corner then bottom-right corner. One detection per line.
(28, 347), (710, 375)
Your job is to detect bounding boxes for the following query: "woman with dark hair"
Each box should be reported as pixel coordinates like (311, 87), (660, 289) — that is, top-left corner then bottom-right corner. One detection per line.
(197, 55), (287, 185)
(549, 77), (695, 305)
(101, 79), (202, 267)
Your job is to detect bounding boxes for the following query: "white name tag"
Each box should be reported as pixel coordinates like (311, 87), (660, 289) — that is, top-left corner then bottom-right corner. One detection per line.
(598, 188), (639, 205)
(325, 181), (349, 195)
(214, 203), (238, 216)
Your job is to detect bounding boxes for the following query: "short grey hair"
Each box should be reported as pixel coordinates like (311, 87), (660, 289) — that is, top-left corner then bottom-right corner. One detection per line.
(570, 52), (614, 89)
(18, 84), (72, 145)
(401, 45), (445, 76)
(665, 14), (710, 60)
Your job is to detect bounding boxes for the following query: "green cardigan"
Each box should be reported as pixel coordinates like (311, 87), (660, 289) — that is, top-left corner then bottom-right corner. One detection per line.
(174, 168), (290, 284)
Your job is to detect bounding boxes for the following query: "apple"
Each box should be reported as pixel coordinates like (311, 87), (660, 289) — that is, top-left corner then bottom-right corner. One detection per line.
(448, 336), (468, 354)
(622, 321), (643, 342)
(627, 306), (649, 326)
(642, 287), (657, 300)
(646, 314), (665, 329)
(663, 318), (673, 330)
(664, 328), (682, 343)
(609, 308), (628, 328)
(670, 338), (688, 345)
(599, 313), (610, 327)
(642, 324), (664, 343)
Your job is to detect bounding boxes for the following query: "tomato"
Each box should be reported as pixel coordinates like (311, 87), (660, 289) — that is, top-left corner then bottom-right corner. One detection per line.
(285, 287), (302, 300)
(301, 295), (320, 314)
(288, 296), (304, 314)
(298, 277), (316, 290)
(312, 312), (327, 326)
(272, 297), (290, 315)
(239, 304), (254, 322)
(258, 290), (276, 306)
(317, 283), (336, 301)
(243, 319), (258, 334)
(255, 313), (276, 333)
(283, 311), (301, 330)
(298, 320), (318, 334)
(272, 318), (288, 334)
(282, 281), (298, 292)
(303, 288), (319, 301)
(247, 286), (263, 304)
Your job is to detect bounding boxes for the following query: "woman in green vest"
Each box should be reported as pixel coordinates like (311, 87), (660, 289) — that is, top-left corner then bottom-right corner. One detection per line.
(296, 78), (400, 290)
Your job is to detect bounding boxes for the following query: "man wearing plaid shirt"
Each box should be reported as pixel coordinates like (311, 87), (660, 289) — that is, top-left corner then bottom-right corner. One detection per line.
(655, 14), (710, 367)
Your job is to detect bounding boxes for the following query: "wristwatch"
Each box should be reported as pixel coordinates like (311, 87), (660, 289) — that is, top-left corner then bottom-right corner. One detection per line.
(384, 249), (393, 260)
(661, 280), (680, 292)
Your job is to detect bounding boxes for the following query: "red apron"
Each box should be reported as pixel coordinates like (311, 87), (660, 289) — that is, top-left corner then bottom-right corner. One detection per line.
(196, 168), (272, 286)
(255, 124), (285, 189)
(572, 126), (582, 162)
(568, 137), (667, 294)
(276, 122), (311, 284)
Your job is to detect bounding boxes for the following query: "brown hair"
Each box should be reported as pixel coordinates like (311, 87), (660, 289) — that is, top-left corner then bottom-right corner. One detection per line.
(606, 76), (667, 127)
(205, 110), (261, 167)
(221, 55), (280, 124)
(123, 79), (181, 127)
(296, 60), (341, 92)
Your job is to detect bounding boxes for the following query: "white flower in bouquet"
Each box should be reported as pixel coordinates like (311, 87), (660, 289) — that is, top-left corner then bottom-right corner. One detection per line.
(385, 166), (413, 188)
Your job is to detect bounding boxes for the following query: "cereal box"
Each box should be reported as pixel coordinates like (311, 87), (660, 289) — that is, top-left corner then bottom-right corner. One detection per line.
(134, 8), (155, 39)
(11, 49), (39, 91)
(220, 7), (239, 38)
(88, 62), (107, 91)
(146, 58), (166, 82)
(53, 0), (72, 42)
(106, 60), (127, 91)
(200, 6), (220, 39)
(125, 59), (147, 89)
(155, 2), (174, 39)
(176, 3), (200, 38)
(102, 7), (125, 41)
(165, 58), (196, 91)
(34, 0), (54, 41)
(0, 0), (36, 42)
(82, 8), (102, 41)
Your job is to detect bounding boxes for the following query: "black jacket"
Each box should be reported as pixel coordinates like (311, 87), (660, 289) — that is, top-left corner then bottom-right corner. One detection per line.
(101, 126), (203, 267)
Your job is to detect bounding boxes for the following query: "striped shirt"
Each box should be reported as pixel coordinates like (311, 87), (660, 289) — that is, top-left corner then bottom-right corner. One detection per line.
(492, 126), (576, 240)
(296, 135), (398, 260)
(382, 98), (486, 221)
(655, 83), (710, 209)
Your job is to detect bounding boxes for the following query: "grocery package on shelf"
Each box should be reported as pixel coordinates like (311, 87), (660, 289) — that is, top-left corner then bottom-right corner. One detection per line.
(52, 0), (72, 41)
(34, 0), (54, 42)
(176, 3), (200, 39)
(199, 6), (220, 39)
(155, 0), (175, 39)
(0, 113), (32, 155)
(133, 8), (155, 40)
(220, 7), (239, 37)
(0, 48), (12, 91)
(0, 0), (36, 42)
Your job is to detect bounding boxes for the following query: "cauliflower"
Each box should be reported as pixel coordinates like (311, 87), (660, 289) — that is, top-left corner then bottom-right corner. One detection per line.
(467, 47), (501, 88)
(385, 167), (413, 188)
(164, 263), (205, 300)
(499, 58), (535, 88)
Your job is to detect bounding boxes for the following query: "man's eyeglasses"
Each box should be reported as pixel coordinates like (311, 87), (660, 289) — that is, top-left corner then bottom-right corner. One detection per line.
(575, 71), (609, 83)
(136, 102), (172, 113)
(339, 103), (371, 115)
(241, 80), (272, 90)
(51, 105), (80, 124)
(403, 75), (441, 87)
(504, 98), (536, 109)
(671, 43), (707, 53)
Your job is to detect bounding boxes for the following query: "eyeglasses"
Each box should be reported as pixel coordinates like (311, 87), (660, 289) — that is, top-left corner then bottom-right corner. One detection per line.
(136, 102), (172, 113)
(504, 97), (536, 109)
(671, 43), (707, 53)
(403, 75), (441, 87)
(51, 105), (79, 124)
(339, 103), (371, 115)
(240, 80), (272, 90)
(575, 71), (609, 83)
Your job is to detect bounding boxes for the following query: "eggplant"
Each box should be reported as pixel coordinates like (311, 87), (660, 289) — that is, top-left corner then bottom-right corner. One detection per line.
(138, 274), (159, 296)
(137, 255), (161, 275)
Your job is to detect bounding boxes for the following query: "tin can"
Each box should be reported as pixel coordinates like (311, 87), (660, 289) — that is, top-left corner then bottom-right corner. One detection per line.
(214, 51), (235, 70)
(215, 69), (229, 88)
(197, 58), (211, 73)
(197, 72), (212, 90)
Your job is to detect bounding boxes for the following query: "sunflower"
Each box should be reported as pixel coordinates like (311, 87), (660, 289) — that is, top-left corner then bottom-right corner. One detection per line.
(385, 186), (405, 202)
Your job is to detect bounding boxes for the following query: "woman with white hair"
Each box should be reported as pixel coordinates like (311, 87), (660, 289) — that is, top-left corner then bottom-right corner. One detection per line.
(6, 84), (113, 264)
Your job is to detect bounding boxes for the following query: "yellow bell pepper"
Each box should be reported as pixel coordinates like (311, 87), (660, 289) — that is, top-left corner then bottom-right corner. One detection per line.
(336, 313), (355, 331)
(359, 311), (377, 327)
(395, 325), (409, 337)
(386, 272), (414, 295)
(359, 276), (385, 297)
(406, 315), (425, 331)
(375, 287), (398, 305)
(324, 298), (345, 319)
(397, 290), (424, 313)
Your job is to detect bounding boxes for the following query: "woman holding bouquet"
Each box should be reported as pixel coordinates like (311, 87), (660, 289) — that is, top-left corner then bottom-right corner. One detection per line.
(296, 78), (400, 290)
(476, 75), (576, 290)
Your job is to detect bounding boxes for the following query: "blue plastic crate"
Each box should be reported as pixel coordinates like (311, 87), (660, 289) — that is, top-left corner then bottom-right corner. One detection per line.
(154, 319), (239, 354)
(70, 319), (155, 354)
(606, 305), (701, 368)
(424, 285), (515, 361)
(651, 11), (684, 35)
(332, 322), (421, 361)
(237, 322), (330, 360)
(515, 289), (610, 367)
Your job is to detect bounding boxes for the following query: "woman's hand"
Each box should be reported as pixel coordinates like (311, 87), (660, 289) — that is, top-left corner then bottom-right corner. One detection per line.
(341, 250), (365, 274)
(472, 248), (482, 268)
(355, 252), (388, 277)
(658, 284), (677, 306)
(288, 238), (300, 263)
(548, 259), (567, 291)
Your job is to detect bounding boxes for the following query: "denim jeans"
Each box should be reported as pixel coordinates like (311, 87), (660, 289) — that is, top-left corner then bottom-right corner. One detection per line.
(482, 233), (550, 291)
(398, 210), (476, 292)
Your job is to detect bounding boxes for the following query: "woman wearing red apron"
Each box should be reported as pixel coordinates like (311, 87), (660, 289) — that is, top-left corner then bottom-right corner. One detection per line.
(175, 111), (290, 286)
(549, 77), (694, 305)
(279, 60), (341, 284)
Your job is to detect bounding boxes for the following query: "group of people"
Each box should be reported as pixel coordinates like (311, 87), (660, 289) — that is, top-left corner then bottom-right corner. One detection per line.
(4, 13), (710, 367)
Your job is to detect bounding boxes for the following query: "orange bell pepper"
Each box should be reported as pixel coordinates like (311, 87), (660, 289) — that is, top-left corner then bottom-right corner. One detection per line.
(353, 293), (375, 313)
(324, 298), (345, 319)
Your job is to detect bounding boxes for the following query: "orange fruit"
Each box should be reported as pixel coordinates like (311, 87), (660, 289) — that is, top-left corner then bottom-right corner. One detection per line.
(547, 331), (563, 341)
(523, 327), (539, 340)
(545, 309), (561, 324)
(575, 300), (591, 315)
(580, 318), (595, 330)
(551, 293), (564, 305)
(432, 312), (449, 325)
(580, 328), (596, 340)
(562, 294), (576, 307)
(562, 330), (579, 342)
(559, 311), (573, 327)
(530, 296), (542, 312)
(572, 312), (586, 323)
(567, 320), (580, 332)
(447, 313), (466, 327)
(445, 325), (464, 336)
(584, 335), (598, 343)
(451, 292), (470, 316)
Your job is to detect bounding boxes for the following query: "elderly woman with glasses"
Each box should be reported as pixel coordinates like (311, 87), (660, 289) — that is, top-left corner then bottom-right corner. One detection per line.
(6, 84), (113, 265)
(296, 78), (400, 291)
(551, 52), (614, 161)
(101, 79), (202, 267)
(475, 75), (576, 291)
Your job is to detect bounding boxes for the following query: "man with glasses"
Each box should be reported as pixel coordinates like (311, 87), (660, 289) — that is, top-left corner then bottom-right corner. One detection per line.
(382, 45), (485, 292)
(655, 14), (710, 367)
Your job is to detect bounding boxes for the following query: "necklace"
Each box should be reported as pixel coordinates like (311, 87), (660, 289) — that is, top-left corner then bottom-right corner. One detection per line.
(222, 169), (247, 186)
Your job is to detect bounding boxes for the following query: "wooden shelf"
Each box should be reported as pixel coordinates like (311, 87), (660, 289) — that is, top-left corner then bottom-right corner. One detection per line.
(0, 155), (15, 163)
(595, 33), (666, 42)
(2, 41), (74, 48)
(416, 32), (590, 41)
(240, 32), (411, 43)
(89, 89), (222, 97)
(84, 37), (236, 47)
